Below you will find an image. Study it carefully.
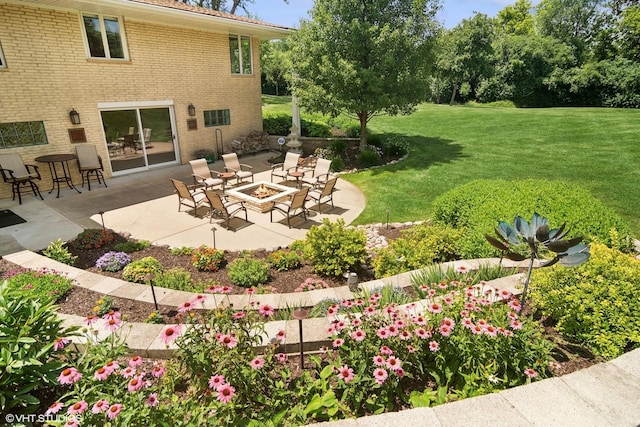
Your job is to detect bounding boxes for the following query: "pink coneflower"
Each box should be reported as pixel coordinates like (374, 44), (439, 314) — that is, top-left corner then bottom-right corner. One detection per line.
(380, 345), (393, 356)
(427, 302), (443, 314)
(103, 310), (121, 320)
(208, 374), (226, 390)
(120, 367), (136, 378)
(218, 334), (238, 349)
(407, 345), (416, 353)
(193, 294), (206, 304)
(67, 400), (88, 415)
(485, 325), (497, 337)
(370, 292), (381, 302)
(64, 418), (79, 427)
(399, 330), (412, 340)
(107, 404), (123, 420)
(412, 315), (427, 326)
(508, 299), (522, 312)
(258, 304), (275, 317)
(46, 402), (63, 415)
(220, 285), (233, 294)
(216, 383), (236, 404)
(477, 319), (488, 328)
(53, 337), (69, 351)
(507, 311), (519, 320)
(498, 289), (512, 300)
(462, 318), (474, 328)
(439, 325), (452, 337)
(92, 399), (109, 414)
(427, 289), (437, 298)
(352, 329), (366, 341)
(84, 314), (99, 326)
(335, 320), (347, 331)
(276, 353), (288, 363)
(127, 376), (143, 392)
(418, 284), (429, 292)
(275, 329), (286, 342)
(104, 316), (122, 332)
(160, 324), (182, 345)
(471, 324), (484, 335)
(326, 306), (337, 316)
(524, 368), (538, 379)
(460, 309), (470, 317)
(510, 319), (522, 330)
(178, 300), (195, 313)
(438, 281), (449, 290)
(58, 367), (82, 385)
(129, 355), (143, 368)
(146, 392), (159, 407)
(250, 356), (265, 370)
(429, 341), (440, 352)
(337, 365), (355, 384)
(94, 366), (110, 381)
(326, 324), (336, 335)
(364, 305), (376, 316)
(333, 338), (345, 348)
(376, 328), (389, 339)
(232, 311), (246, 320)
(386, 356), (402, 371)
(351, 318), (362, 327)
(443, 296), (454, 305)
(204, 285), (219, 293)
(394, 319), (406, 328)
(386, 325), (398, 336)
(414, 327), (428, 339)
(395, 368), (406, 378)
(372, 355), (386, 366)
(151, 363), (165, 378)
(373, 368), (388, 385)
(104, 360), (119, 374)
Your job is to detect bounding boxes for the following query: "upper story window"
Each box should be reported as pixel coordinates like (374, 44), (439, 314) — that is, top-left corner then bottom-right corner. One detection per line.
(0, 121), (48, 148)
(0, 41), (6, 68)
(81, 13), (127, 60)
(229, 35), (252, 74)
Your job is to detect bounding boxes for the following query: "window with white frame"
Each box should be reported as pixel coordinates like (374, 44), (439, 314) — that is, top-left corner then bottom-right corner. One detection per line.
(82, 13), (127, 59)
(229, 35), (252, 74)
(0, 41), (6, 68)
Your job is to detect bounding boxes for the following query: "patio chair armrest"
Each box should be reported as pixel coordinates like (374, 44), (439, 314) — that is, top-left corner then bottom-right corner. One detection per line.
(209, 169), (224, 176)
(239, 163), (253, 170)
(271, 163), (284, 170)
(24, 164), (42, 180)
(224, 167), (240, 173)
(285, 165), (299, 173)
(0, 167), (15, 181)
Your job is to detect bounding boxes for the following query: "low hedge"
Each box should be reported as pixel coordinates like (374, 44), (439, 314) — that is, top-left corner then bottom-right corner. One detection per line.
(431, 179), (634, 259)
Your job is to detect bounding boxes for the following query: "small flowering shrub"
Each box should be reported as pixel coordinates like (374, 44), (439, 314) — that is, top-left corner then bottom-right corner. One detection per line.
(385, 136), (410, 157)
(122, 256), (163, 283)
(4, 268), (74, 303)
(113, 239), (151, 253)
(42, 238), (77, 266)
(170, 246), (194, 256)
(95, 251), (131, 272)
(71, 228), (115, 250)
(323, 278), (552, 414)
(530, 243), (640, 359)
(227, 257), (270, 288)
(295, 277), (330, 292)
(303, 218), (367, 277)
(191, 245), (225, 271)
(93, 296), (115, 316)
(372, 223), (463, 278)
(144, 310), (164, 324)
(0, 282), (78, 414)
(267, 249), (303, 271)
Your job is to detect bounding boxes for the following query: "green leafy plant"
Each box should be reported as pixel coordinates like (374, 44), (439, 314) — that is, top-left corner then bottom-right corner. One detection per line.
(92, 296), (115, 316)
(113, 239), (151, 253)
(485, 212), (590, 305)
(171, 246), (194, 256)
(227, 257), (271, 288)
(145, 310), (165, 324)
(356, 148), (382, 168)
(192, 245), (225, 272)
(385, 136), (410, 157)
(0, 282), (79, 414)
(530, 243), (640, 359)
(71, 228), (115, 250)
(42, 239), (77, 266)
(4, 268), (74, 303)
(302, 218), (367, 277)
(153, 267), (209, 293)
(372, 223), (463, 278)
(267, 249), (303, 271)
(122, 256), (163, 283)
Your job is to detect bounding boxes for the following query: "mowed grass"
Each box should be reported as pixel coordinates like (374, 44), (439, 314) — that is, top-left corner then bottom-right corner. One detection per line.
(262, 99), (640, 235)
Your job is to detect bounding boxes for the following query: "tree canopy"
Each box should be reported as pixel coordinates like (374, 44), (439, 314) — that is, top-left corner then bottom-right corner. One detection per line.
(288, 0), (441, 148)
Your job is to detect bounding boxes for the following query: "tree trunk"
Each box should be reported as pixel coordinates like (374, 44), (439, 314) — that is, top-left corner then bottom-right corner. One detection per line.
(449, 82), (458, 106)
(358, 111), (368, 151)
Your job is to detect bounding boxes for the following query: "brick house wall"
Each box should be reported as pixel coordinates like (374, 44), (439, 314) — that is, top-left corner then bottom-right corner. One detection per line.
(0, 1), (286, 200)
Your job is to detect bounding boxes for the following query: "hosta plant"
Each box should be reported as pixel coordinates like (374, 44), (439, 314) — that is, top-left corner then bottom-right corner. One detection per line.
(485, 212), (590, 305)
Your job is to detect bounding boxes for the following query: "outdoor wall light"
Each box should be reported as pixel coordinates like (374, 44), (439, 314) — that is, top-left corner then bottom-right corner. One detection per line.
(188, 103), (196, 117)
(69, 109), (81, 125)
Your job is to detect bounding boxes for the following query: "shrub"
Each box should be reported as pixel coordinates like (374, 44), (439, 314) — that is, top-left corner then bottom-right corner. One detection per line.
(95, 251), (132, 272)
(42, 239), (77, 266)
(192, 245), (225, 271)
(228, 257), (271, 287)
(71, 228), (115, 250)
(301, 117), (332, 137)
(356, 148), (382, 168)
(153, 267), (206, 292)
(0, 282), (78, 414)
(372, 223), (463, 278)
(530, 243), (640, 359)
(122, 256), (163, 283)
(385, 136), (410, 157)
(93, 296), (115, 316)
(328, 139), (348, 156)
(4, 268), (74, 303)
(302, 218), (367, 277)
(262, 112), (292, 135)
(114, 240), (151, 253)
(330, 157), (345, 172)
(267, 249), (303, 271)
(344, 123), (361, 138)
(171, 246), (194, 256)
(431, 179), (634, 259)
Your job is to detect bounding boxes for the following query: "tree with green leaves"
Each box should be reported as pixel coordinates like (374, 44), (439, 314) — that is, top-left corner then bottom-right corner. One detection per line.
(260, 40), (291, 95)
(496, 0), (535, 35)
(288, 0), (441, 149)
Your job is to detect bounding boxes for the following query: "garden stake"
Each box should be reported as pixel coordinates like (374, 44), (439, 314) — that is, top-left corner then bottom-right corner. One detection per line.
(211, 227), (217, 248)
(386, 208), (390, 229)
(146, 274), (158, 311)
(293, 308), (309, 369)
(98, 210), (105, 231)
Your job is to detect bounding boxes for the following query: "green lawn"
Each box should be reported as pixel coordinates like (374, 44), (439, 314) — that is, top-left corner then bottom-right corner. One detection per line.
(262, 98), (640, 235)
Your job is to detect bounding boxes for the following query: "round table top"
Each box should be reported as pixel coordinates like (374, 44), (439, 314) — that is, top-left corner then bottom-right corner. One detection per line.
(219, 172), (235, 179)
(288, 171), (304, 178)
(35, 153), (77, 163)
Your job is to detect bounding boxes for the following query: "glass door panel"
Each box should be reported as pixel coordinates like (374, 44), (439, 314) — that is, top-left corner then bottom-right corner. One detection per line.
(101, 109), (145, 172)
(140, 108), (176, 166)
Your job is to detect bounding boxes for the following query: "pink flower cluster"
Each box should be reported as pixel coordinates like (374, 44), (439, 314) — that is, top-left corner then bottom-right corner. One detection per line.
(208, 374), (236, 404)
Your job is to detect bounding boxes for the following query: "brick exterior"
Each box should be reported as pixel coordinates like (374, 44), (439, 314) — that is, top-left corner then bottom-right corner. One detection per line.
(0, 2), (270, 200)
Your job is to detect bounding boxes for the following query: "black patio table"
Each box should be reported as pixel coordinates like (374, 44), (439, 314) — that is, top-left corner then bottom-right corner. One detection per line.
(35, 153), (82, 198)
